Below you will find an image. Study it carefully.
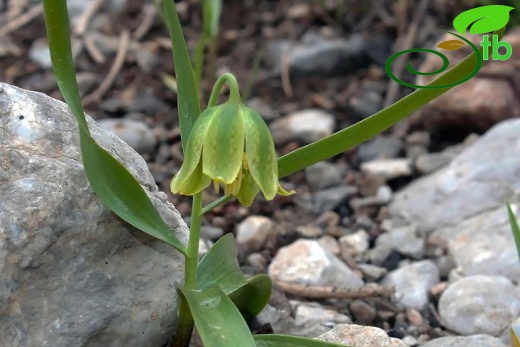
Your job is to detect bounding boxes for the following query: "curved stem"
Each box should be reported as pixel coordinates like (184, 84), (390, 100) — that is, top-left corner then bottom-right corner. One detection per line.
(207, 72), (241, 107)
(174, 192), (203, 347)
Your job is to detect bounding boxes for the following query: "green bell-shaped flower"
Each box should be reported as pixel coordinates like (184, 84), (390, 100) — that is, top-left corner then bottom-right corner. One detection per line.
(171, 101), (294, 206)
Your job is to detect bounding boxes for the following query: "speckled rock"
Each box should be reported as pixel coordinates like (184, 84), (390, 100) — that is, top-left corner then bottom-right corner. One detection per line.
(381, 260), (440, 311)
(269, 109), (335, 145)
(438, 275), (520, 336)
(98, 118), (156, 154)
(235, 215), (275, 252)
(315, 324), (407, 347)
(389, 119), (520, 282)
(421, 334), (507, 347)
(268, 239), (364, 289)
(0, 83), (188, 347)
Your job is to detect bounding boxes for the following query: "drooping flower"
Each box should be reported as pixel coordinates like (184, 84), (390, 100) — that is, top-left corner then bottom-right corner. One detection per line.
(170, 101), (294, 206)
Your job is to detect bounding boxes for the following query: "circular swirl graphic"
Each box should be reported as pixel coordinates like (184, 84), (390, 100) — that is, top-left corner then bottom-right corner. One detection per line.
(385, 31), (483, 89)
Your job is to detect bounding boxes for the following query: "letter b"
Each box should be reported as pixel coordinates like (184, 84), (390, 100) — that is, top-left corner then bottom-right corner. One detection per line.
(492, 35), (512, 61)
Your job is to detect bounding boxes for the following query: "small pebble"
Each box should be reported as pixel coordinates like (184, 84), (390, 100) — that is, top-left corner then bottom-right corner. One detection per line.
(360, 158), (413, 180)
(269, 109), (335, 145)
(235, 216), (275, 252)
(98, 118), (156, 154)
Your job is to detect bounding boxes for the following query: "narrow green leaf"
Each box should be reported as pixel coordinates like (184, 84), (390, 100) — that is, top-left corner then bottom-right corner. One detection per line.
(176, 285), (257, 347)
(203, 0), (223, 38)
(43, 0), (186, 254)
(277, 27), (506, 179)
(197, 234), (272, 317)
(254, 334), (351, 347)
(162, 0), (201, 149)
(506, 202), (520, 262)
(79, 130), (187, 252)
(42, 0), (88, 133)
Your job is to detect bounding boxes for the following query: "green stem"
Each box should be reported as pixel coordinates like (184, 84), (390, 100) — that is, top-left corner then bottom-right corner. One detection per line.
(174, 192), (203, 347)
(208, 72), (241, 107)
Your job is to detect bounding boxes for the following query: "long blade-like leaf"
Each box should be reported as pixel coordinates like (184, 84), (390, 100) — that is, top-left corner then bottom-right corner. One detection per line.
(507, 202), (520, 261)
(254, 334), (351, 347)
(197, 234), (271, 318)
(277, 27), (506, 178)
(43, 0), (186, 254)
(177, 285), (257, 347)
(162, 0), (201, 149)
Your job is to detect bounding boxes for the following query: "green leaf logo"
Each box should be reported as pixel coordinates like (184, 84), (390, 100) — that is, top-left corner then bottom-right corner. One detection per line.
(453, 5), (514, 35)
(437, 39), (465, 51)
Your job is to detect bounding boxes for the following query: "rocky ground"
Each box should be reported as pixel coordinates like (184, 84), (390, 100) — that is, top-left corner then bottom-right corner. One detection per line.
(2, 0), (520, 346)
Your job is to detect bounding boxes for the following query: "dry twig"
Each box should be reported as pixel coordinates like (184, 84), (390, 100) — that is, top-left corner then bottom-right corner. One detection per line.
(83, 30), (130, 105)
(0, 4), (43, 37)
(276, 282), (395, 299)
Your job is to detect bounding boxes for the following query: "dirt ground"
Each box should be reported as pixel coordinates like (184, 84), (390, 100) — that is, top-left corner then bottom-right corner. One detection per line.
(0, 0), (515, 344)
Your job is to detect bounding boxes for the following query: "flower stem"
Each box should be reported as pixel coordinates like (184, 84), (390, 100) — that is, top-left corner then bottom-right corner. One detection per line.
(208, 72), (241, 107)
(174, 191), (203, 347)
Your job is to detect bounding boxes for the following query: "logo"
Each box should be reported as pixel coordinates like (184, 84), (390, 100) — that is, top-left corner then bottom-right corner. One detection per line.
(385, 5), (514, 89)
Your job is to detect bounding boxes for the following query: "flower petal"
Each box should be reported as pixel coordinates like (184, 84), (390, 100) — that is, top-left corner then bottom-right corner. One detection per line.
(243, 106), (278, 200)
(236, 169), (261, 207)
(170, 109), (213, 194)
(172, 159), (211, 195)
(202, 103), (244, 184)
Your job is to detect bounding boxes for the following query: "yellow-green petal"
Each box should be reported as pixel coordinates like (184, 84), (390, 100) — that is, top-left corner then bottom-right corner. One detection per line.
(243, 106), (278, 200)
(202, 103), (245, 184)
(170, 108), (213, 194)
(171, 159), (211, 195)
(236, 169), (261, 207)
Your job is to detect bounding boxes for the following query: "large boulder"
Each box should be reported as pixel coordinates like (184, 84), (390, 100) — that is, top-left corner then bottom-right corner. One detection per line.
(0, 83), (188, 346)
(389, 118), (520, 282)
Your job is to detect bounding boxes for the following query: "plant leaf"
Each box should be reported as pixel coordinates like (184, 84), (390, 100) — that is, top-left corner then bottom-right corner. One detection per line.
(162, 0), (201, 150)
(507, 202), (520, 261)
(276, 26), (506, 179)
(254, 334), (352, 347)
(453, 5), (514, 35)
(197, 234), (271, 318)
(176, 284), (257, 347)
(437, 39), (465, 50)
(203, 0), (223, 38)
(43, 0), (186, 254)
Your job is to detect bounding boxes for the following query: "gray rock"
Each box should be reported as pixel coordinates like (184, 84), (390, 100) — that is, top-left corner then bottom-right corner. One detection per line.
(389, 119), (520, 233)
(381, 260), (440, 311)
(438, 275), (520, 336)
(431, 206), (520, 281)
(415, 152), (454, 175)
(358, 136), (403, 162)
(389, 120), (520, 281)
(200, 225), (224, 240)
(305, 162), (343, 190)
(350, 87), (383, 119)
(377, 221), (425, 259)
(339, 230), (370, 257)
(246, 97), (278, 121)
(293, 302), (351, 328)
(98, 118), (157, 154)
(357, 264), (388, 282)
(269, 109), (335, 145)
(0, 83), (188, 346)
(268, 240), (364, 289)
(361, 158), (413, 180)
(28, 40), (52, 69)
(367, 244), (393, 267)
(315, 324), (406, 347)
(421, 335), (507, 347)
(312, 185), (357, 214)
(235, 216), (275, 252)
(267, 33), (368, 79)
